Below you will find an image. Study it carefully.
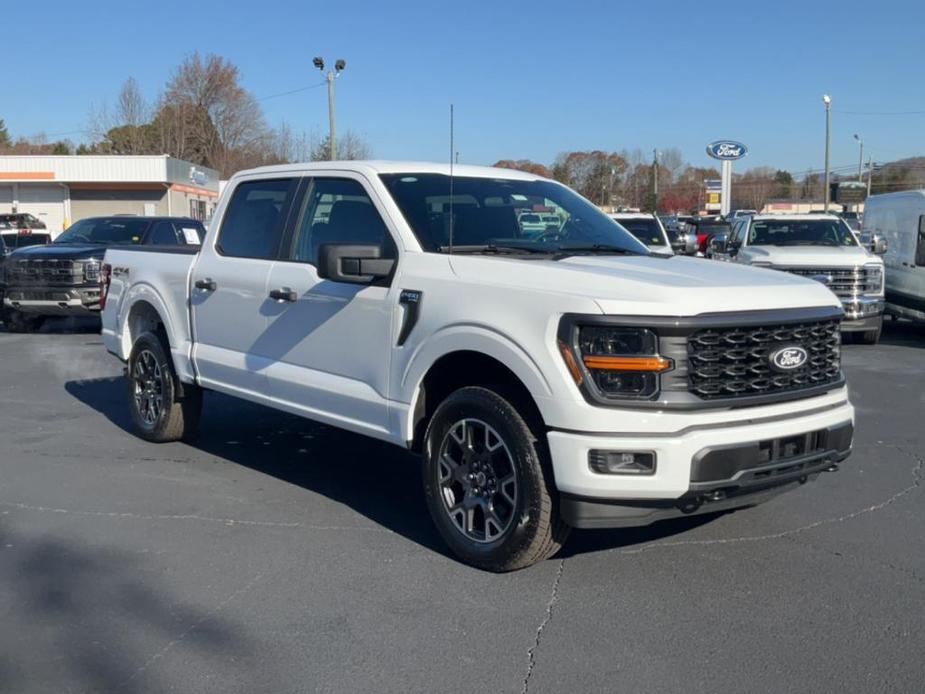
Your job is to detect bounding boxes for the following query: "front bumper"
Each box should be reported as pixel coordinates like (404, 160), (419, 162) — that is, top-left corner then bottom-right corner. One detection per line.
(560, 422), (852, 528)
(547, 394), (854, 510)
(4, 286), (101, 315)
(841, 297), (883, 331)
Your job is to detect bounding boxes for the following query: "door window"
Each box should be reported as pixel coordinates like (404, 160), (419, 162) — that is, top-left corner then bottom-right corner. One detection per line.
(289, 178), (392, 265)
(148, 221), (180, 245)
(916, 215), (925, 266)
(216, 179), (296, 259)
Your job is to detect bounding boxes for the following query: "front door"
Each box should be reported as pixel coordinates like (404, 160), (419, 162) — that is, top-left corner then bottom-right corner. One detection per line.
(263, 175), (398, 439)
(191, 176), (299, 399)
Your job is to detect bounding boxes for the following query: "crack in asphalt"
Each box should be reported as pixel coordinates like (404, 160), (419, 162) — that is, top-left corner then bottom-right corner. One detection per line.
(786, 535), (925, 591)
(521, 558), (565, 694)
(618, 444), (922, 556)
(0, 501), (391, 533)
(119, 570), (266, 689)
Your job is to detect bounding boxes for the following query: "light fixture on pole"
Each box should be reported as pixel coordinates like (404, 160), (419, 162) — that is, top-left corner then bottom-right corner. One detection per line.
(822, 94), (832, 210)
(313, 56), (347, 160)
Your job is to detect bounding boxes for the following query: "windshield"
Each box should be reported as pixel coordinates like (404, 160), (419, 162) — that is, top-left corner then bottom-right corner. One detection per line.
(55, 218), (149, 245)
(2, 232), (51, 248)
(379, 174), (648, 256)
(613, 218), (665, 246)
(749, 219), (858, 247)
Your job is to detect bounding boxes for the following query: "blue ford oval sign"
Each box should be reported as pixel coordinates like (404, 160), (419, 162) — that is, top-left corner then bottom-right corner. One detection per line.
(706, 141), (748, 160)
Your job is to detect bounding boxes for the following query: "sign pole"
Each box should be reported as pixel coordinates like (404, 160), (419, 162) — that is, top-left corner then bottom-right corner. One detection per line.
(721, 160), (732, 217)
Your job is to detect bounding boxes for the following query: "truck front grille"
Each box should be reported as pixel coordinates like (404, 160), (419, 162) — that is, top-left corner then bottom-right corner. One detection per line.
(687, 318), (841, 399)
(7, 259), (82, 285)
(779, 266), (879, 299)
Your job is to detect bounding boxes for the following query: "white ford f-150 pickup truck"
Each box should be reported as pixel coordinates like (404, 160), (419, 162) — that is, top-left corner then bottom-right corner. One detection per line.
(101, 161), (854, 571)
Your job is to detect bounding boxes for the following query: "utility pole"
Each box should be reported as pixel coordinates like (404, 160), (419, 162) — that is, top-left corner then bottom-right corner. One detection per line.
(313, 57), (346, 160)
(854, 134), (864, 182)
(866, 156), (873, 199)
(823, 94), (832, 210)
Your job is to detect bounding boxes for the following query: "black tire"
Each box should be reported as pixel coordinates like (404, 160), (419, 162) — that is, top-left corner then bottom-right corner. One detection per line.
(422, 386), (569, 572)
(127, 331), (202, 442)
(5, 311), (44, 333)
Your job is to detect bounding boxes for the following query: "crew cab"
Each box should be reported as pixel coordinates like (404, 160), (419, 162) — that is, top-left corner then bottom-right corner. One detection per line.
(3, 216), (204, 332)
(101, 162), (855, 571)
(712, 213), (886, 344)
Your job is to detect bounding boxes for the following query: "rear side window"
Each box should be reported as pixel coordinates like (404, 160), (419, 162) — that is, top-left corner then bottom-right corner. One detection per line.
(148, 221), (180, 245)
(217, 179), (297, 259)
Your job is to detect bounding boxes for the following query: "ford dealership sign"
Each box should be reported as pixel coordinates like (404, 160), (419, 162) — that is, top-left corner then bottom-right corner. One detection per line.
(706, 141), (748, 161)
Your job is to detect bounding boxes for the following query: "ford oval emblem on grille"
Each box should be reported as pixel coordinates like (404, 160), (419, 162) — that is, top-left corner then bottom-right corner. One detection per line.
(769, 345), (808, 372)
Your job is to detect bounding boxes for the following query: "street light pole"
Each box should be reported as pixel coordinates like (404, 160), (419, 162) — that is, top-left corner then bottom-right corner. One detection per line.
(313, 57), (346, 160)
(853, 134), (863, 182)
(823, 94), (832, 210)
(652, 149), (659, 212)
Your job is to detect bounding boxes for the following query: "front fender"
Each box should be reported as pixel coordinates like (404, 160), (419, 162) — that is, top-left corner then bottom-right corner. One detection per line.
(397, 323), (558, 443)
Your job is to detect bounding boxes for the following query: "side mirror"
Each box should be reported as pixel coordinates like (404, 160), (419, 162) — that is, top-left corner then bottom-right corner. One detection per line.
(709, 235), (728, 254)
(683, 233), (698, 255)
(871, 233), (888, 255)
(317, 244), (395, 284)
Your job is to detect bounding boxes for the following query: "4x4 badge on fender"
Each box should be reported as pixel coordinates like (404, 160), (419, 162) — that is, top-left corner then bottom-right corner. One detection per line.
(769, 345), (809, 372)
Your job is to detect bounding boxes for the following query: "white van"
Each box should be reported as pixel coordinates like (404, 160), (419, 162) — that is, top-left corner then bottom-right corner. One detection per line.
(863, 190), (925, 322)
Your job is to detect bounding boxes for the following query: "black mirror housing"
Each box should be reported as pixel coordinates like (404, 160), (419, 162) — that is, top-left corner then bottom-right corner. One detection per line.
(317, 244), (395, 284)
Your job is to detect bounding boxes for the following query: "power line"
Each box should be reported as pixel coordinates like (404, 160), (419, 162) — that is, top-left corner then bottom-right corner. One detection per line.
(254, 81), (326, 102)
(834, 109), (925, 116)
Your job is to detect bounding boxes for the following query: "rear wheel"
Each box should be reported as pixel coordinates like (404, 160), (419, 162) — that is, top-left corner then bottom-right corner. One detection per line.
(422, 386), (569, 572)
(127, 331), (202, 442)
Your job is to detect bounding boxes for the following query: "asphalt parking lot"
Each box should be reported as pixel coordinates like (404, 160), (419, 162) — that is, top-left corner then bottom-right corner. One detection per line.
(0, 318), (922, 694)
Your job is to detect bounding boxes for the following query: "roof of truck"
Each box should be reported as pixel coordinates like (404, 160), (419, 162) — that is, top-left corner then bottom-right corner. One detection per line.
(750, 213), (841, 221)
(233, 160), (545, 181)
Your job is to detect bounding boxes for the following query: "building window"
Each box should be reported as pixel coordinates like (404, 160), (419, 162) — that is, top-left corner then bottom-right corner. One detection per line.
(189, 199), (207, 221)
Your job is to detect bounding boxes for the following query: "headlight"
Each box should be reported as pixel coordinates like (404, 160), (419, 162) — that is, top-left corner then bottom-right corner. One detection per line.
(863, 263), (883, 295)
(559, 325), (672, 400)
(83, 260), (100, 282)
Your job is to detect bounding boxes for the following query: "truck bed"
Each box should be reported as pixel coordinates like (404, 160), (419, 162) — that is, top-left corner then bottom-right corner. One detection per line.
(101, 245), (200, 384)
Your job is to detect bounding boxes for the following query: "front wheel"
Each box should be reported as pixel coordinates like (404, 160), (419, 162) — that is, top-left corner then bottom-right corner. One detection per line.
(422, 386), (569, 572)
(127, 332), (202, 442)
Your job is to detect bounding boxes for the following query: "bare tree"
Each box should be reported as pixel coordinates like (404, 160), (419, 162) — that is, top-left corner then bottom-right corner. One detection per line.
(115, 77), (149, 154)
(310, 130), (372, 161)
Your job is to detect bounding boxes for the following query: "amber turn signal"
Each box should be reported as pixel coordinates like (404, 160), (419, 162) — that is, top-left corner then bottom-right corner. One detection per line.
(558, 340), (583, 385)
(582, 355), (672, 372)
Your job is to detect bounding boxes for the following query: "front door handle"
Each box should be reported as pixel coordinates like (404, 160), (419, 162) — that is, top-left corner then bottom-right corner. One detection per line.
(269, 287), (298, 302)
(195, 278), (216, 291)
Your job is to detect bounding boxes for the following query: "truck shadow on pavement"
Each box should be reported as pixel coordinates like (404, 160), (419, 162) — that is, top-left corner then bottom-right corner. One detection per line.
(65, 377), (724, 562)
(878, 319), (925, 349)
(0, 524), (253, 693)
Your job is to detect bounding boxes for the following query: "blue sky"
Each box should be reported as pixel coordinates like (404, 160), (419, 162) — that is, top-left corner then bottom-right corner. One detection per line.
(3, 0), (923, 176)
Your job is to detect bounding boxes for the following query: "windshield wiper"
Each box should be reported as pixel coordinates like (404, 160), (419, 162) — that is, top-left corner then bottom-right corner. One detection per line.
(438, 242), (552, 255)
(554, 244), (640, 258)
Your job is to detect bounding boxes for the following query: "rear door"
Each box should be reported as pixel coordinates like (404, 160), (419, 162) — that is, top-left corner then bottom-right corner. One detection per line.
(191, 177), (299, 398)
(262, 174), (399, 438)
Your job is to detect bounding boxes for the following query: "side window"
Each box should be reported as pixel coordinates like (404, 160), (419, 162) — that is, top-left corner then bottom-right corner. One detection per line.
(916, 215), (925, 266)
(736, 221), (749, 246)
(289, 178), (392, 265)
(216, 179), (296, 260)
(148, 221), (180, 245)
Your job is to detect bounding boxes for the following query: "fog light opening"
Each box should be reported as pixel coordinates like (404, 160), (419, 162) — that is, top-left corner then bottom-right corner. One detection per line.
(588, 450), (656, 475)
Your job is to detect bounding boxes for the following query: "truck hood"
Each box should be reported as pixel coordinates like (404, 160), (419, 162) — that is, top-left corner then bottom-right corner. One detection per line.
(448, 254), (841, 316)
(747, 245), (879, 267)
(9, 243), (108, 261)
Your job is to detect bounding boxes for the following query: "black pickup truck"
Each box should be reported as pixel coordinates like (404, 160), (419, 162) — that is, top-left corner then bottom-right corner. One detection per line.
(2, 216), (205, 332)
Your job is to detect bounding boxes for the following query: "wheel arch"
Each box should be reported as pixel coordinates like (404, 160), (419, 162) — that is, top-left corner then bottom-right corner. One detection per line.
(406, 348), (550, 454)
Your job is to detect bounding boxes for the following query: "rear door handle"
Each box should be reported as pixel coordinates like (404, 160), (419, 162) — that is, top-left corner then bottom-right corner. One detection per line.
(195, 278), (216, 291)
(269, 287), (298, 302)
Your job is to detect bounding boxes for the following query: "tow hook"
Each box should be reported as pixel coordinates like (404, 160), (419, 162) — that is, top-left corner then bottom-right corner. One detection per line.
(704, 490), (726, 502)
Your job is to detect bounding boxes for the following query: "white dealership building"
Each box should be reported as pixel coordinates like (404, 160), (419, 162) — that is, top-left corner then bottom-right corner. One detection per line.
(0, 155), (219, 236)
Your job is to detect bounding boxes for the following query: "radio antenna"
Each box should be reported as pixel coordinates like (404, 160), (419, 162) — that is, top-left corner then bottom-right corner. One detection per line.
(448, 103), (455, 254)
